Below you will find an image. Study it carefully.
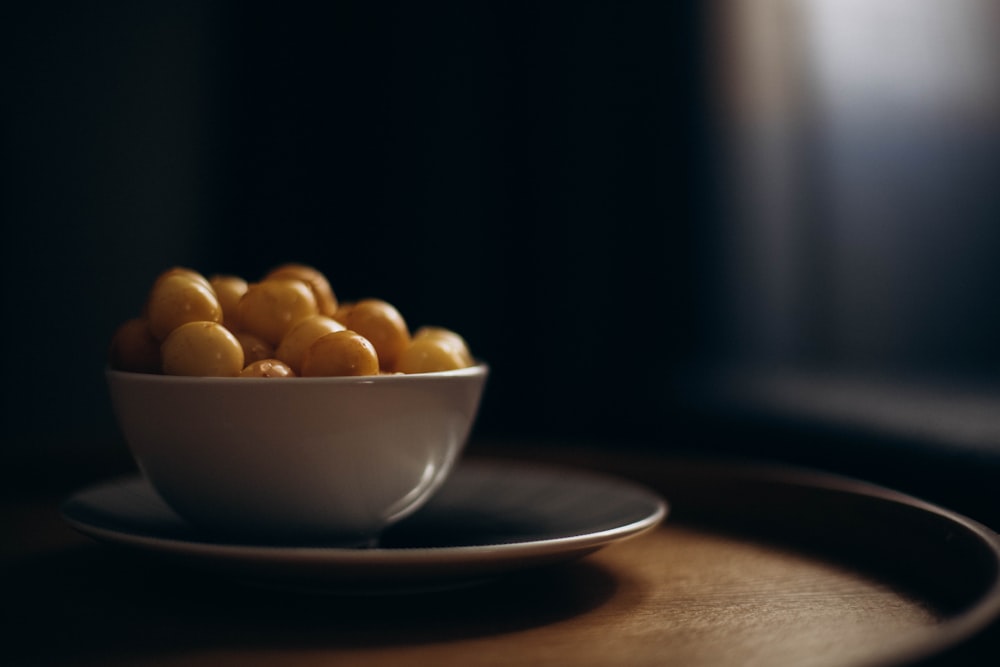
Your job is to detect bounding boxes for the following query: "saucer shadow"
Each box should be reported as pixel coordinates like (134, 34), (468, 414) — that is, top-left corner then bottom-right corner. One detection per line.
(5, 543), (620, 665)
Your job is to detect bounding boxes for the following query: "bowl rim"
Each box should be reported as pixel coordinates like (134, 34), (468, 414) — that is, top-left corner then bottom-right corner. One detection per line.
(106, 362), (488, 385)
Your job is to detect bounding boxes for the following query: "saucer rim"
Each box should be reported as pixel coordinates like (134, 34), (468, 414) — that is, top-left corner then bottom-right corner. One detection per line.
(60, 460), (668, 582)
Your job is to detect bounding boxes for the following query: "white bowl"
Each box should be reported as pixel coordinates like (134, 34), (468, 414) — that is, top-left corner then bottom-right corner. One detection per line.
(106, 364), (488, 543)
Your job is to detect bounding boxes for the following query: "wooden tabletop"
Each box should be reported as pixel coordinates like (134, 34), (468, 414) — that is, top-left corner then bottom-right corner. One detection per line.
(3, 445), (999, 667)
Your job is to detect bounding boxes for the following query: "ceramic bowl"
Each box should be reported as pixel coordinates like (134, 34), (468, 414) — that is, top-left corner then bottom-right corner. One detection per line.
(106, 364), (488, 543)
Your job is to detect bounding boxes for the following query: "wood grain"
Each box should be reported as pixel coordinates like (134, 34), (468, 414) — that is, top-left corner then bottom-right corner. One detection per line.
(3, 451), (998, 666)
(1, 512), (944, 666)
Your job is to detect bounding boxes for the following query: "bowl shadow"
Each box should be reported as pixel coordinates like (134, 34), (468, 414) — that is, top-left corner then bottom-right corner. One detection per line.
(5, 542), (620, 665)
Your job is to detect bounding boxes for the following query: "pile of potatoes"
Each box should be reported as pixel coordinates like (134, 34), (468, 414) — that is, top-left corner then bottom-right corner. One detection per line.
(109, 264), (473, 377)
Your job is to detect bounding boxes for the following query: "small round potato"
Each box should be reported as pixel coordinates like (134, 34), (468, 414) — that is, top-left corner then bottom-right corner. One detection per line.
(109, 318), (161, 373)
(161, 321), (244, 377)
(209, 274), (249, 331)
(397, 335), (469, 374)
(240, 358), (296, 378)
(146, 273), (223, 341)
(275, 315), (346, 374)
(301, 330), (379, 377)
(337, 298), (410, 372)
(237, 279), (318, 345)
(264, 263), (338, 317)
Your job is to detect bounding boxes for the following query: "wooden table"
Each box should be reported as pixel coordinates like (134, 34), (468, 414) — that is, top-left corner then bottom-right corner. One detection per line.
(3, 444), (999, 666)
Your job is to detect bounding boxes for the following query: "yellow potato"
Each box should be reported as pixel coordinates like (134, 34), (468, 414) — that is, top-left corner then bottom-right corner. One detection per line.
(333, 301), (354, 325)
(301, 330), (379, 377)
(236, 279), (318, 345)
(108, 317), (161, 373)
(146, 273), (222, 341)
(264, 263), (338, 317)
(397, 336), (469, 374)
(413, 326), (473, 366)
(234, 331), (275, 365)
(338, 298), (410, 372)
(161, 321), (244, 377)
(240, 359), (296, 378)
(275, 315), (346, 374)
(151, 266), (211, 290)
(209, 274), (249, 331)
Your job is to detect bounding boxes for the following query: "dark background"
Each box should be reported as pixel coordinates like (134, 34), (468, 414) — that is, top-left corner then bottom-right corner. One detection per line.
(4, 1), (1000, 528)
(3, 1), (710, 452)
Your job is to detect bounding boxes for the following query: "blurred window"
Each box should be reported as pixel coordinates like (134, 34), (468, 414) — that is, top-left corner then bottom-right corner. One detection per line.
(710, 0), (1000, 375)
